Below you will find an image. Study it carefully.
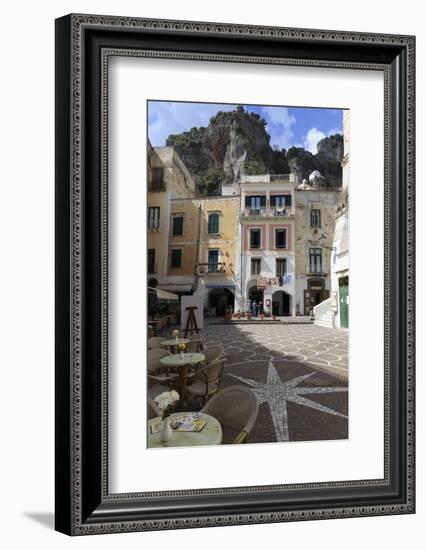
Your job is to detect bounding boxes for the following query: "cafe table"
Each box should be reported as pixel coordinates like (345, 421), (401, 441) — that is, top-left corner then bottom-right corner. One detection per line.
(160, 338), (190, 353)
(147, 412), (222, 448)
(159, 352), (205, 390)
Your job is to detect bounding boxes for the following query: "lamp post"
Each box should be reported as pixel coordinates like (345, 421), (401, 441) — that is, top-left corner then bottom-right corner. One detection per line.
(319, 233), (336, 252)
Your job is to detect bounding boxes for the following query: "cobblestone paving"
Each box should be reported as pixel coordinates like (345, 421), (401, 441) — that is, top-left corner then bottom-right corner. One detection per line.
(204, 322), (349, 444)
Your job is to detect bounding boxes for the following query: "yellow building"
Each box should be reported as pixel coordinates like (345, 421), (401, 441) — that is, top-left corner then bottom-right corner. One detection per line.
(168, 195), (240, 314)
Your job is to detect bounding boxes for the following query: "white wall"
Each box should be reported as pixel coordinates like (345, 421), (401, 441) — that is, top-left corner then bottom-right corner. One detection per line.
(0, 1), (423, 549)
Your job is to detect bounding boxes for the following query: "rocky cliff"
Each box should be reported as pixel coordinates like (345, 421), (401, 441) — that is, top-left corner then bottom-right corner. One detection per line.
(166, 106), (343, 195)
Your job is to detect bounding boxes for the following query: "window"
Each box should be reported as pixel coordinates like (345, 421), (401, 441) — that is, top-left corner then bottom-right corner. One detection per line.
(275, 228), (287, 248)
(309, 248), (322, 273)
(208, 213), (219, 234)
(148, 249), (156, 274)
(170, 249), (182, 268)
(271, 195), (292, 207)
(172, 215), (183, 236)
(250, 228), (261, 249)
(148, 207), (160, 229)
(208, 249), (219, 272)
(251, 258), (261, 276)
(276, 258), (287, 276)
(245, 195), (266, 213)
(151, 167), (164, 191)
(311, 209), (321, 227)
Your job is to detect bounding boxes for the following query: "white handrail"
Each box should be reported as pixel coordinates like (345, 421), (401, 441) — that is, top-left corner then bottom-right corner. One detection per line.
(313, 297), (331, 319)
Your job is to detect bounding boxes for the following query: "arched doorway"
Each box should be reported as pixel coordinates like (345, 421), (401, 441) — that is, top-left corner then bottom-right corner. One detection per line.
(247, 285), (264, 312)
(208, 288), (235, 316)
(272, 290), (291, 316)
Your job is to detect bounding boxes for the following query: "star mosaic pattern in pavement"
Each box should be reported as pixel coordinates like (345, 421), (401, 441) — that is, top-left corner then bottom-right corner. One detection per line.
(203, 321), (349, 443)
(230, 360), (348, 442)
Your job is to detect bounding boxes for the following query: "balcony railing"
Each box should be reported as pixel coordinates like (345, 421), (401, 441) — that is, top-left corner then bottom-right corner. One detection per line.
(241, 207), (294, 219)
(196, 262), (226, 274)
(148, 180), (166, 192)
(306, 264), (329, 275)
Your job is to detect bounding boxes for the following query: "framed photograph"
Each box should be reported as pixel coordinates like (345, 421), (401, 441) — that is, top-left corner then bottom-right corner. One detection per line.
(55, 14), (415, 535)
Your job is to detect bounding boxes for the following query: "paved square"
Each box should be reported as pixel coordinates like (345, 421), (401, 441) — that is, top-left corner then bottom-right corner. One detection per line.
(204, 321), (348, 444)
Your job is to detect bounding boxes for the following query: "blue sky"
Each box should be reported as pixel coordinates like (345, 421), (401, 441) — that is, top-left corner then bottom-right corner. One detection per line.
(148, 101), (344, 154)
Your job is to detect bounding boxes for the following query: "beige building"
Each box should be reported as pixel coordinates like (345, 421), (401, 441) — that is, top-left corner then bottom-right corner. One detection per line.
(147, 143), (196, 291)
(294, 187), (341, 315)
(312, 110), (350, 328)
(330, 110), (350, 328)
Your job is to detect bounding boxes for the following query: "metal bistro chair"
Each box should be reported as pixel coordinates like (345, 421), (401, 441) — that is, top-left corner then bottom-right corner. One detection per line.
(183, 358), (225, 406)
(187, 333), (204, 352)
(147, 348), (178, 388)
(148, 336), (166, 350)
(147, 396), (162, 420)
(201, 385), (259, 444)
(202, 344), (224, 365)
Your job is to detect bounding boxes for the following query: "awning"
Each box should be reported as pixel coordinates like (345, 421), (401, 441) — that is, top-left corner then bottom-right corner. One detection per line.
(158, 284), (193, 293)
(205, 283), (235, 289)
(148, 287), (179, 301)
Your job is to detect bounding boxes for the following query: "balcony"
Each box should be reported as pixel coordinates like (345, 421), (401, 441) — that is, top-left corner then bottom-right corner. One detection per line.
(148, 181), (166, 192)
(306, 264), (329, 275)
(241, 207), (294, 220)
(196, 262), (226, 275)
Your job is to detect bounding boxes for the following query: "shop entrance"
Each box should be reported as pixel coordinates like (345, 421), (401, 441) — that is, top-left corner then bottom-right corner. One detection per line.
(304, 278), (329, 315)
(208, 288), (235, 316)
(272, 291), (291, 316)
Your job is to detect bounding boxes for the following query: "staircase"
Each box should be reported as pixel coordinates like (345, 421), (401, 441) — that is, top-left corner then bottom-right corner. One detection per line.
(313, 298), (335, 329)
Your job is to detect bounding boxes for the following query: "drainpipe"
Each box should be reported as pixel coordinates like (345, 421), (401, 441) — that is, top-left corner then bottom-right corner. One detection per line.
(194, 202), (203, 294)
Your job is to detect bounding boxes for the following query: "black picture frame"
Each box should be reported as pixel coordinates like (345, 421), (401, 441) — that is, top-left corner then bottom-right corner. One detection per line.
(55, 14), (415, 535)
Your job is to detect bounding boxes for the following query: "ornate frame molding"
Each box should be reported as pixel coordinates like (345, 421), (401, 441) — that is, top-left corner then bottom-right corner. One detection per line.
(55, 14), (415, 535)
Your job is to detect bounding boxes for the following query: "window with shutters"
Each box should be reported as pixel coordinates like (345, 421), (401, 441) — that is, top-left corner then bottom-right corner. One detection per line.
(245, 195), (266, 214)
(276, 258), (287, 276)
(271, 195), (292, 207)
(309, 248), (322, 273)
(150, 167), (164, 191)
(251, 258), (261, 276)
(250, 228), (261, 249)
(172, 215), (184, 236)
(275, 228), (287, 248)
(208, 250), (219, 272)
(170, 249), (182, 268)
(311, 209), (321, 227)
(208, 213), (219, 234)
(148, 207), (160, 229)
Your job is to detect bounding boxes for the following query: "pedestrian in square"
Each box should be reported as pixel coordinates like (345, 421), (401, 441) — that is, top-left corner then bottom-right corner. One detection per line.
(252, 300), (257, 317)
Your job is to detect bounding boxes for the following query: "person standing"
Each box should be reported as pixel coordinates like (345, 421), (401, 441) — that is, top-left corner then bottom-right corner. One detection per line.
(252, 299), (257, 317)
(258, 300), (263, 316)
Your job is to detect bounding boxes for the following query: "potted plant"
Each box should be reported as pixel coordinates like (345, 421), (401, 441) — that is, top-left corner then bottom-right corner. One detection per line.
(178, 342), (186, 358)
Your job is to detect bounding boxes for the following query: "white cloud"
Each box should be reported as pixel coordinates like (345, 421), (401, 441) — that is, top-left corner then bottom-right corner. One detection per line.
(327, 127), (343, 137)
(258, 106), (296, 150)
(148, 102), (235, 146)
(303, 127), (326, 154)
